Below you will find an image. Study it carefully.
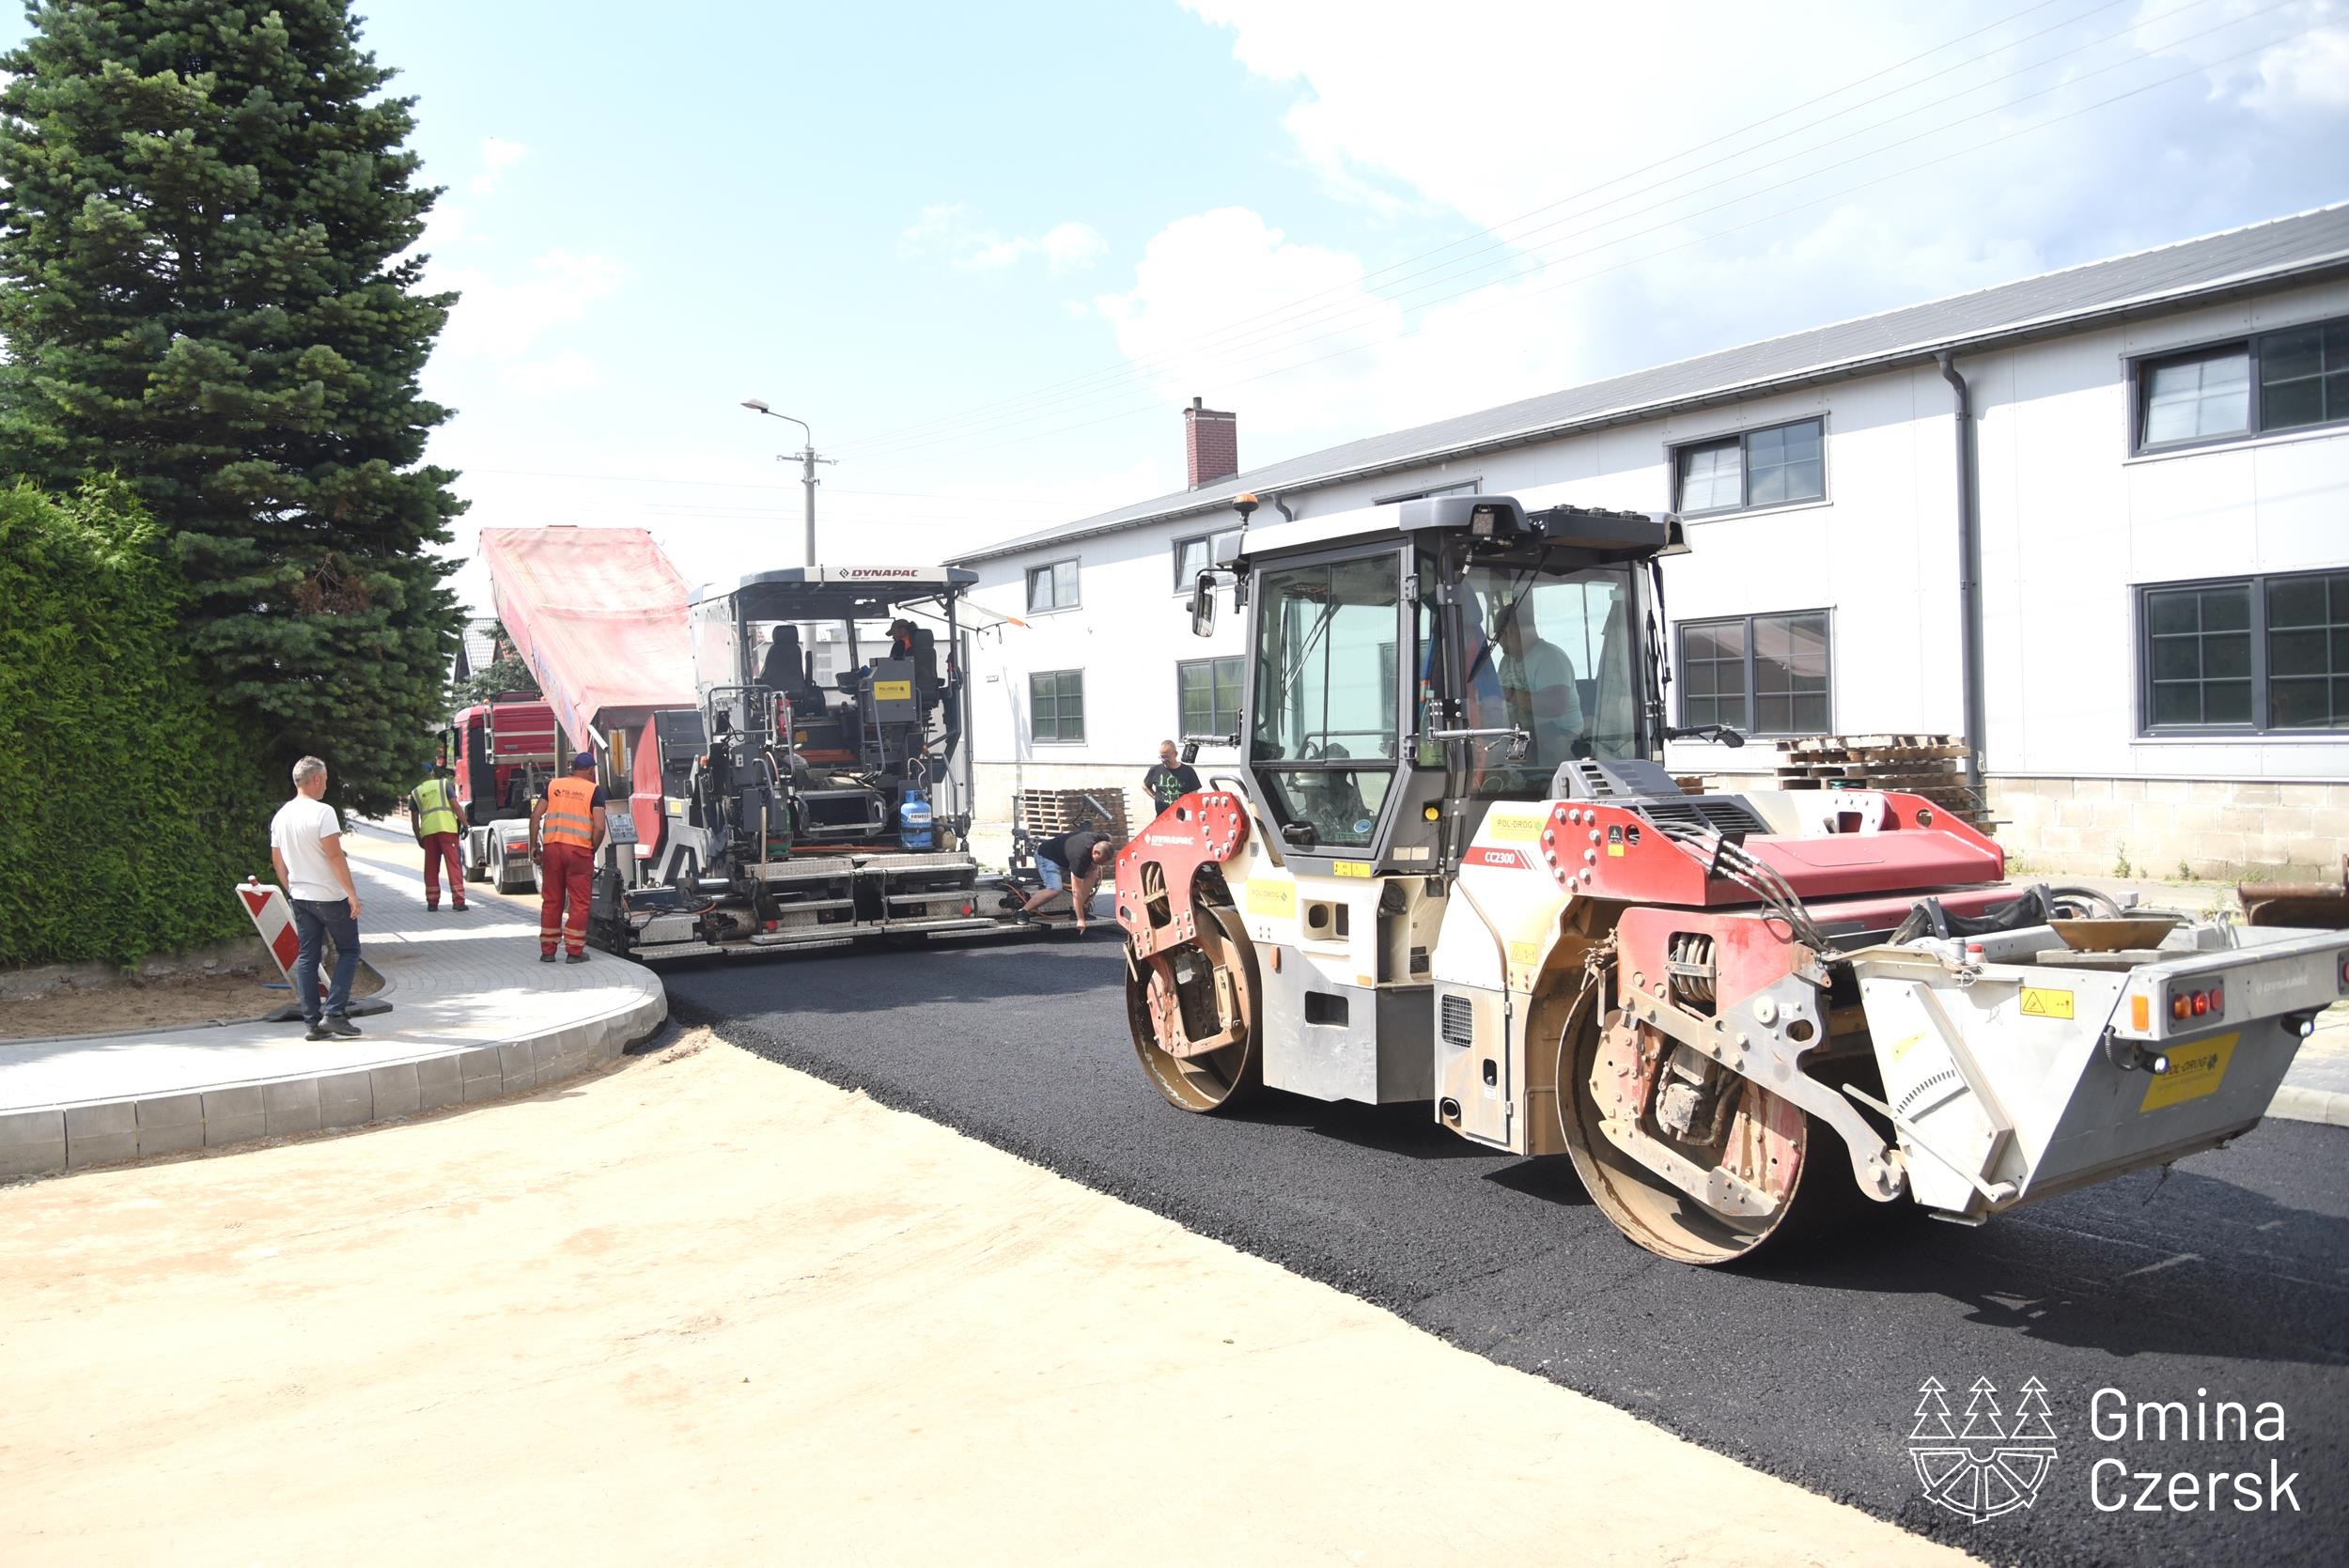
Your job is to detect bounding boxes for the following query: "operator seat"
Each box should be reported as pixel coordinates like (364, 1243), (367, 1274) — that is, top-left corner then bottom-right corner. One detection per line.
(759, 626), (831, 714)
(908, 626), (941, 709)
(758, 627), (805, 693)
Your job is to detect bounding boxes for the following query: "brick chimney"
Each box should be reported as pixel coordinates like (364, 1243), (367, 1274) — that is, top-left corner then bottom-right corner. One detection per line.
(1184, 396), (1237, 489)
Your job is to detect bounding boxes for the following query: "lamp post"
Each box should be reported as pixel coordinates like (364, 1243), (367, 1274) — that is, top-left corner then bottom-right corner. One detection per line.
(740, 399), (832, 567)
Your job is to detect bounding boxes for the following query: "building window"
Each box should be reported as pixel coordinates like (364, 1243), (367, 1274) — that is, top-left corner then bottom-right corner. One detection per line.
(1676, 612), (1830, 736)
(2137, 316), (2349, 451)
(1029, 669), (1086, 744)
(1026, 558), (1080, 613)
(1672, 418), (1825, 515)
(1172, 529), (1241, 590)
(1176, 656), (1244, 737)
(2141, 569), (2349, 733)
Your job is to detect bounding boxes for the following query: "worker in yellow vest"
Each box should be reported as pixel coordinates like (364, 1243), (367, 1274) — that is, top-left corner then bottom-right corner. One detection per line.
(409, 763), (468, 913)
(530, 750), (608, 963)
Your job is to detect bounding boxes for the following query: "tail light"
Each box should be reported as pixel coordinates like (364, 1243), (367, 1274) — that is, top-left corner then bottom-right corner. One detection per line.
(2168, 983), (2225, 1023)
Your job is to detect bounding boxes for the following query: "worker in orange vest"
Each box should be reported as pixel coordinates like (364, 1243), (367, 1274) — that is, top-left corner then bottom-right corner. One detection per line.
(529, 750), (608, 963)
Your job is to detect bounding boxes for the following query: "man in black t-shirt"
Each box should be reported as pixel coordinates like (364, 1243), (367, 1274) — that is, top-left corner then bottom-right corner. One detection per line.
(1143, 738), (1201, 814)
(1021, 827), (1115, 933)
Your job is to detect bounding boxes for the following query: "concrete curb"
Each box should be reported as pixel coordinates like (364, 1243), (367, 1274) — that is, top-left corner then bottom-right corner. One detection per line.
(0, 986), (666, 1181)
(0, 853), (668, 1181)
(2266, 1085), (2349, 1127)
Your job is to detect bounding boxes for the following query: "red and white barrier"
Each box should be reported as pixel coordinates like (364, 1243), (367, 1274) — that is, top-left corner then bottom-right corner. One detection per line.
(237, 878), (323, 1000)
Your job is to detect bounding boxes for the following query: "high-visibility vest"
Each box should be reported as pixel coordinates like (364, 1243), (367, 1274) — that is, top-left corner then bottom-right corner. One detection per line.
(412, 777), (460, 837)
(542, 774), (599, 848)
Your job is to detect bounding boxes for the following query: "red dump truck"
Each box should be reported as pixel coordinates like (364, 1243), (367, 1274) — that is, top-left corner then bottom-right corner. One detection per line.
(477, 525), (701, 888)
(440, 696), (560, 893)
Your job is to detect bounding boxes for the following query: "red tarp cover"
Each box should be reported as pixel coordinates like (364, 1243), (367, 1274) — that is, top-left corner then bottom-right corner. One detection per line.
(479, 527), (695, 753)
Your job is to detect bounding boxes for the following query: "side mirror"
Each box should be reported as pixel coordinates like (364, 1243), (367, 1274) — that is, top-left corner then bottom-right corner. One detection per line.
(1719, 728), (1746, 750)
(1190, 573), (1218, 638)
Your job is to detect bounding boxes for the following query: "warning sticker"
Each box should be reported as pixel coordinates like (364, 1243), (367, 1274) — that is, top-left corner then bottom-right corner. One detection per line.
(2141, 1032), (2236, 1112)
(1244, 879), (1295, 918)
(2019, 987), (2074, 1020)
(1330, 861), (1373, 878)
(1508, 939), (1540, 967)
(1606, 823), (1625, 858)
(1486, 809), (1545, 842)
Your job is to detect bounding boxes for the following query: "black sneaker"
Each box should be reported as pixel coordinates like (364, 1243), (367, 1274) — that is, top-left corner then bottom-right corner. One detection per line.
(564, 951), (590, 964)
(305, 1023), (332, 1041)
(324, 1015), (363, 1037)
(452, 902), (468, 912)
(540, 952), (557, 964)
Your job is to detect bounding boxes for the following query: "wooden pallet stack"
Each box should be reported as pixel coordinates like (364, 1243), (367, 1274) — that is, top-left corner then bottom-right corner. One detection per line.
(1770, 734), (1994, 831)
(1015, 786), (1133, 845)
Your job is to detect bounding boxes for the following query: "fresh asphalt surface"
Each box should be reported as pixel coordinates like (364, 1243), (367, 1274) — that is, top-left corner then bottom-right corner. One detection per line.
(667, 934), (2349, 1568)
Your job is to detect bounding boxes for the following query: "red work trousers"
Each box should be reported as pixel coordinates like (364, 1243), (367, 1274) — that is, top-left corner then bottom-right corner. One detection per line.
(539, 841), (594, 956)
(421, 831), (464, 908)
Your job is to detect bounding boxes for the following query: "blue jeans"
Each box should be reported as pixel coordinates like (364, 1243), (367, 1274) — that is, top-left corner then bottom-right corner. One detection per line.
(1036, 856), (1066, 892)
(291, 898), (361, 1022)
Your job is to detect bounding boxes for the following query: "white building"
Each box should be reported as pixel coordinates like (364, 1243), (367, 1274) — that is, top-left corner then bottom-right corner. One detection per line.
(955, 206), (2349, 878)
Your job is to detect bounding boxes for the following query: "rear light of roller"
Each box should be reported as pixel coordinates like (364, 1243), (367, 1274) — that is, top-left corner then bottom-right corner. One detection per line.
(2168, 983), (2225, 1022)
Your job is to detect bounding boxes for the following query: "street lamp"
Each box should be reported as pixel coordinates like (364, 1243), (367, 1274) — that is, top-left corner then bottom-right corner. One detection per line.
(740, 399), (831, 567)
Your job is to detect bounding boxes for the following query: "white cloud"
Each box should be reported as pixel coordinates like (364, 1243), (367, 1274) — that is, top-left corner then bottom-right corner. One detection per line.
(1075, 0), (2349, 458)
(423, 248), (624, 400)
(416, 202), (470, 250)
(501, 350), (603, 397)
(1038, 221), (1112, 274)
(902, 203), (1109, 275)
(2148, 0), (2349, 113)
(470, 136), (532, 195)
(1091, 206), (1597, 442)
(434, 249), (622, 363)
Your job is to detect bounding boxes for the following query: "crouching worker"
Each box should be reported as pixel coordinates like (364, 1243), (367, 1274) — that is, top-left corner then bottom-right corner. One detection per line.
(1021, 828), (1116, 934)
(531, 751), (607, 964)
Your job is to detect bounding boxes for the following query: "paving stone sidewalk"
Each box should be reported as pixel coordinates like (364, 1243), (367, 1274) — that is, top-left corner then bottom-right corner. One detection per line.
(0, 832), (665, 1179)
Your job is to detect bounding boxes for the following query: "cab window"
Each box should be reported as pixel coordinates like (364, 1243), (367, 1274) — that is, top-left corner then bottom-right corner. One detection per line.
(1455, 564), (1640, 799)
(1251, 552), (1400, 849)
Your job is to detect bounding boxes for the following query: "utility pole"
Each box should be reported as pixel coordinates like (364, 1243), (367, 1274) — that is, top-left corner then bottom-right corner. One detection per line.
(740, 399), (834, 566)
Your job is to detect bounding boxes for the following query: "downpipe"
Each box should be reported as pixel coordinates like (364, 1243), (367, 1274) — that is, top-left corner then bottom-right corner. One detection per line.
(1937, 350), (1987, 794)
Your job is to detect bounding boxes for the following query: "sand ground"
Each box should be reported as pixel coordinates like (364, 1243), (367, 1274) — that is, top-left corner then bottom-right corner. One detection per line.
(0, 1032), (1975, 1567)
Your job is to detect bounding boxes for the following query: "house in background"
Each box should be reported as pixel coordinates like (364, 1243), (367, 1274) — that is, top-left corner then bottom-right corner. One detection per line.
(953, 204), (2349, 877)
(450, 617), (506, 685)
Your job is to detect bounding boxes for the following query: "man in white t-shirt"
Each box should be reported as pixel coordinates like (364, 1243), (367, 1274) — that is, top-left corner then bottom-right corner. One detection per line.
(269, 755), (365, 1041)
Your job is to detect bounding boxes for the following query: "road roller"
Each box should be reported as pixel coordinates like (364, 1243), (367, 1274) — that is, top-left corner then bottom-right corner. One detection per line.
(1114, 491), (2349, 1265)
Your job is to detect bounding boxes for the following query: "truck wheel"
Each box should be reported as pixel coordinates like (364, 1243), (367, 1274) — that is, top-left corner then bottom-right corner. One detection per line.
(1554, 1004), (1849, 1266)
(495, 847), (537, 895)
(1127, 905), (1260, 1113)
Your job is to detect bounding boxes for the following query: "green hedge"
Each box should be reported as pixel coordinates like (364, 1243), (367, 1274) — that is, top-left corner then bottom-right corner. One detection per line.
(0, 482), (280, 966)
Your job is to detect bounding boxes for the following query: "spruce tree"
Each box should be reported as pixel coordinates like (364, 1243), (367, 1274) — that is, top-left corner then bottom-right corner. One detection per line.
(0, 0), (463, 812)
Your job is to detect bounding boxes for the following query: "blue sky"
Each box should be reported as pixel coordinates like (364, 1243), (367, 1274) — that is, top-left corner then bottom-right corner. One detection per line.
(7, 1), (2346, 611)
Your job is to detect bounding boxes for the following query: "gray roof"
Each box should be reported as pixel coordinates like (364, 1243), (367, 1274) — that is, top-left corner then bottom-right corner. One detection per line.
(958, 204), (2349, 565)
